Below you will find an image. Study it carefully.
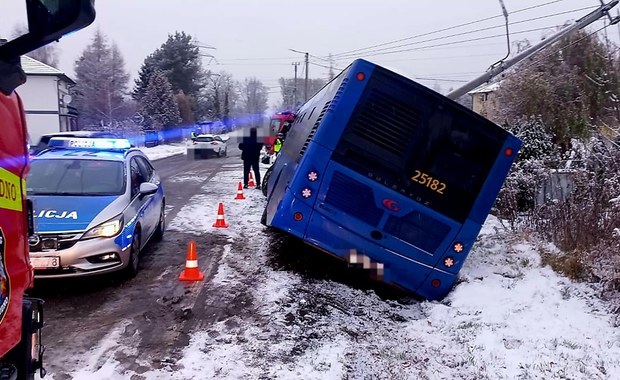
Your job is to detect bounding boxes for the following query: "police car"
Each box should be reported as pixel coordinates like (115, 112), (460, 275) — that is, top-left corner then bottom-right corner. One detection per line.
(26, 137), (165, 278)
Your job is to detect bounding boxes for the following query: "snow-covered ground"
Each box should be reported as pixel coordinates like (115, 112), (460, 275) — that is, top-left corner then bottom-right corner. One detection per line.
(138, 142), (187, 161)
(63, 146), (620, 379)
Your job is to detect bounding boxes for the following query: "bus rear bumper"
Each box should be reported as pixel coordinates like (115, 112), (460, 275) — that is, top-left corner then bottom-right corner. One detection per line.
(303, 212), (458, 300)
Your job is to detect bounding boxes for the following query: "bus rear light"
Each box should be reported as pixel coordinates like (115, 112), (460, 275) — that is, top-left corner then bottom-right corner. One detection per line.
(504, 148), (514, 156)
(431, 279), (441, 288)
(307, 171), (318, 182)
(293, 212), (303, 221)
(301, 188), (312, 198)
(453, 242), (464, 253)
(356, 72), (366, 81)
(444, 257), (455, 268)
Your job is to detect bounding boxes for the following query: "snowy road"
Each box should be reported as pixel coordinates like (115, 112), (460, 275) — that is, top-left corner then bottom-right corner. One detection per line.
(31, 144), (620, 380)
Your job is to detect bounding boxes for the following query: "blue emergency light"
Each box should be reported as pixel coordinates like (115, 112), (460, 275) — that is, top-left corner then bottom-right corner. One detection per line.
(48, 137), (132, 150)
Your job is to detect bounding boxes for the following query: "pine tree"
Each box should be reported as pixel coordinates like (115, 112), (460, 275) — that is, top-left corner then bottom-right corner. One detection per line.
(141, 70), (181, 130)
(73, 30), (130, 129)
(132, 54), (157, 101)
(132, 31), (205, 120)
(508, 116), (557, 161)
(133, 32), (203, 99)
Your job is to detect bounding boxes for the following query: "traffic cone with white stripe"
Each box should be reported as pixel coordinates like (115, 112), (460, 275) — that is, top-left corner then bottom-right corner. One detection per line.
(179, 240), (204, 281)
(212, 202), (229, 228)
(248, 171), (256, 188)
(234, 181), (246, 200)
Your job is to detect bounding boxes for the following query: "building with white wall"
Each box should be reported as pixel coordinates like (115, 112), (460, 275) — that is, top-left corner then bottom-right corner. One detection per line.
(18, 56), (77, 145)
(468, 82), (501, 123)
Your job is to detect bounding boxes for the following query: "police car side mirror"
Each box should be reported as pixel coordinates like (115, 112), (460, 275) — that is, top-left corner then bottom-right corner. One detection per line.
(139, 182), (158, 196)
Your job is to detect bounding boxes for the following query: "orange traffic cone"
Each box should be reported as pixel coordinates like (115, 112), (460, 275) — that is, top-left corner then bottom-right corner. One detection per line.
(212, 202), (229, 228)
(234, 182), (246, 200)
(248, 172), (256, 188)
(179, 240), (204, 281)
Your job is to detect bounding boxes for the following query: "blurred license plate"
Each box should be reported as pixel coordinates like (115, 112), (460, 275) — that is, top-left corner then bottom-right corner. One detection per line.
(30, 256), (60, 269)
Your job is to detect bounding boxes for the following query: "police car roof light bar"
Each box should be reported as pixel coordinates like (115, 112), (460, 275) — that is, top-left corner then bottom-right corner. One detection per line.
(47, 137), (132, 150)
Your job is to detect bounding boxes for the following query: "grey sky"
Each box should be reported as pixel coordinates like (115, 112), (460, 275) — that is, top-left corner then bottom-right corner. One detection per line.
(2, 0), (616, 107)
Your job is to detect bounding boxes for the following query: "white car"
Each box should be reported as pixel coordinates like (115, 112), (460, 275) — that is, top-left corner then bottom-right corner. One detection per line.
(187, 134), (228, 159)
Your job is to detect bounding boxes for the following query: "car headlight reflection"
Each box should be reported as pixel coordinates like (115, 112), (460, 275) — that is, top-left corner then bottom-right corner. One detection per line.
(82, 215), (124, 239)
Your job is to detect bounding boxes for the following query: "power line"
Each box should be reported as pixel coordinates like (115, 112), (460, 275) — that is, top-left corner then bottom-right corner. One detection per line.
(414, 77), (470, 83)
(333, 25), (569, 60)
(329, 0), (570, 58)
(216, 56), (299, 62)
(309, 60), (342, 71)
(332, 7), (596, 61)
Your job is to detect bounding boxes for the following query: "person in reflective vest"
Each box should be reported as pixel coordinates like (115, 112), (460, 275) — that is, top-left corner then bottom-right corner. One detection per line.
(274, 133), (284, 155)
(190, 131), (197, 143)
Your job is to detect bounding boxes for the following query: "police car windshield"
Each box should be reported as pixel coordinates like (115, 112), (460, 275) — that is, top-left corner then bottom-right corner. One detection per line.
(195, 136), (214, 142)
(27, 159), (125, 196)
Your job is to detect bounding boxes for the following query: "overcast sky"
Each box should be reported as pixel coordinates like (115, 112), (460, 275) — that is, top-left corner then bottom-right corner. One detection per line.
(2, 0), (618, 106)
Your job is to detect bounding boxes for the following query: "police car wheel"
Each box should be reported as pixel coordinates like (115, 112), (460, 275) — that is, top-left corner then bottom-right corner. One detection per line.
(125, 231), (141, 278)
(216, 149), (221, 158)
(154, 206), (165, 241)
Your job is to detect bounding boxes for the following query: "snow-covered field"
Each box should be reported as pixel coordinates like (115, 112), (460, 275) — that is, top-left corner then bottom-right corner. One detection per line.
(62, 146), (620, 379)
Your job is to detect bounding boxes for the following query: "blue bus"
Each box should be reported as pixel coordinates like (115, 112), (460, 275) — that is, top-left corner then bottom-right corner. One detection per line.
(262, 59), (521, 300)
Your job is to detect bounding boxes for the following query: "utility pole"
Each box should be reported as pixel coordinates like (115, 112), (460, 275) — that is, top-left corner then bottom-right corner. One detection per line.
(447, 0), (620, 100)
(289, 48), (310, 102)
(304, 52), (309, 102)
(292, 62), (300, 107)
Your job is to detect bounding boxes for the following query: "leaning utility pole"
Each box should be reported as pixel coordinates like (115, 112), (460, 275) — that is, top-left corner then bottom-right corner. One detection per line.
(447, 0), (619, 100)
(292, 61), (300, 106)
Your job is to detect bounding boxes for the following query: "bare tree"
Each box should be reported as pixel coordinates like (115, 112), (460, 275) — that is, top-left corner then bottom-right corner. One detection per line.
(239, 77), (268, 127)
(12, 24), (59, 67)
(202, 71), (238, 121)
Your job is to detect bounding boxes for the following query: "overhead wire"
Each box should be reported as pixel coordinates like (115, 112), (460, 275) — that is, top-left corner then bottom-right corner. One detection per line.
(332, 25), (567, 60)
(331, 6), (596, 61)
(329, 0), (571, 58)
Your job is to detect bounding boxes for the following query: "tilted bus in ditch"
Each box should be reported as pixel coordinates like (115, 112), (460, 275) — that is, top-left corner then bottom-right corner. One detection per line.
(262, 59), (521, 300)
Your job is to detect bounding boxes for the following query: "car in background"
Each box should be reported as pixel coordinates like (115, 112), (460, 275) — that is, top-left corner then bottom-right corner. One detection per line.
(26, 137), (166, 278)
(144, 129), (164, 147)
(30, 131), (120, 156)
(187, 134), (228, 159)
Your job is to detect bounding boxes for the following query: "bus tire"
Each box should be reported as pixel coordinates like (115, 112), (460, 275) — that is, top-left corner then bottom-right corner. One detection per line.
(262, 165), (273, 197)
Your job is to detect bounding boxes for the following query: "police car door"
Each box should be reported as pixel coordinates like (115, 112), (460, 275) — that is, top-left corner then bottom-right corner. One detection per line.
(129, 157), (156, 243)
(135, 156), (160, 237)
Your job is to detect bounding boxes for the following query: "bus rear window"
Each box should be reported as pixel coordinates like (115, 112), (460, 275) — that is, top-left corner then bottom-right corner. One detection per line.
(333, 70), (506, 222)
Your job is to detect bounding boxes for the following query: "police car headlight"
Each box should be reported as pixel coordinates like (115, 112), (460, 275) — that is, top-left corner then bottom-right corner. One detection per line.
(82, 215), (124, 239)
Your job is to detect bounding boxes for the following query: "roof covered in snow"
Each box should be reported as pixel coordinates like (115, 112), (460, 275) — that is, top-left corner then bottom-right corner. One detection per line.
(468, 81), (501, 94)
(20, 55), (75, 84)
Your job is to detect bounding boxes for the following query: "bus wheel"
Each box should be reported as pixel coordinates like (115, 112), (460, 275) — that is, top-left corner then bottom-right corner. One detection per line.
(262, 165), (273, 197)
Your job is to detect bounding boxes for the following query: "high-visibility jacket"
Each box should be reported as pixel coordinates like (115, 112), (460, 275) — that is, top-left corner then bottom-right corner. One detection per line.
(274, 138), (283, 153)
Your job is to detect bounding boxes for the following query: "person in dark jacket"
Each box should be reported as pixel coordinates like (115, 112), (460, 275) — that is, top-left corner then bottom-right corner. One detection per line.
(238, 127), (263, 188)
